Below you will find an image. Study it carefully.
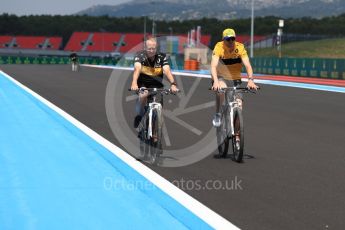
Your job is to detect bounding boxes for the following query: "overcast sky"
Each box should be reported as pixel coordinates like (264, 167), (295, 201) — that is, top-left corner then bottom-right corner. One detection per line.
(1, 0), (131, 16)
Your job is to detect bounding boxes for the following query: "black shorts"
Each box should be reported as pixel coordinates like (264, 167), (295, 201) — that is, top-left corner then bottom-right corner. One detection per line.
(138, 78), (164, 89)
(211, 78), (243, 100)
(211, 78), (242, 87)
(137, 80), (164, 105)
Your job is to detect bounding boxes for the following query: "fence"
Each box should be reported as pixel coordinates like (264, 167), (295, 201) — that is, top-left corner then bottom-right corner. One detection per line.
(1, 55), (344, 80)
(250, 57), (345, 80)
(0, 56), (118, 66)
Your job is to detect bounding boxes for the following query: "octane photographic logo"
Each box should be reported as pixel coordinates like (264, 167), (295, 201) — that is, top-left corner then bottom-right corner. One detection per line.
(105, 36), (220, 167)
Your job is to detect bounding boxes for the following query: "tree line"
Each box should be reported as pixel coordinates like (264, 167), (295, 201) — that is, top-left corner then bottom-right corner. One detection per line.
(0, 13), (344, 48)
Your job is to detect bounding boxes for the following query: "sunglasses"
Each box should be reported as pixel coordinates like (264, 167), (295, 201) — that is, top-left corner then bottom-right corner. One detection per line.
(224, 37), (235, 42)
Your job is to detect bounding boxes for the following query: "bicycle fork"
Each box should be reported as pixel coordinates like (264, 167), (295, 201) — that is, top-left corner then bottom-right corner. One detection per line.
(148, 102), (162, 139)
(229, 102), (239, 136)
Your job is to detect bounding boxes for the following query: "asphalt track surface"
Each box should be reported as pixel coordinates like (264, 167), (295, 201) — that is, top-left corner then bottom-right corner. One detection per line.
(1, 64), (345, 229)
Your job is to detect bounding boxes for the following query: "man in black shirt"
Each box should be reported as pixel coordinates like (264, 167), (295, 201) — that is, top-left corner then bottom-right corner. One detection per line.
(130, 37), (178, 127)
(69, 51), (79, 71)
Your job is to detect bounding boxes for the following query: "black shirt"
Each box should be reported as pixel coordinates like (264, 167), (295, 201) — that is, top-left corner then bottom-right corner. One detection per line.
(69, 53), (78, 61)
(134, 51), (169, 88)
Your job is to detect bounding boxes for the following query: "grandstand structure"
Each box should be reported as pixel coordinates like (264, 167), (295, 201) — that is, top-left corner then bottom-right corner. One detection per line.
(0, 32), (268, 59)
(0, 36), (62, 50)
(64, 32), (212, 54)
(64, 32), (142, 54)
(0, 32), (211, 56)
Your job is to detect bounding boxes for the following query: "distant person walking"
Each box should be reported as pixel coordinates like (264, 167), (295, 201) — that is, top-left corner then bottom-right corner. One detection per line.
(69, 51), (79, 72)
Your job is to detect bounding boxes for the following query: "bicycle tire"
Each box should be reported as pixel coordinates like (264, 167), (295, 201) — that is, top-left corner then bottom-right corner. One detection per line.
(139, 113), (150, 160)
(216, 107), (230, 157)
(232, 108), (244, 162)
(148, 108), (163, 165)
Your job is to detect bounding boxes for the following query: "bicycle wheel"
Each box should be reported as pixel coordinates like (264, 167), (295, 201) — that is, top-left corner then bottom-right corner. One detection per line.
(216, 107), (230, 157)
(148, 108), (163, 165)
(139, 113), (149, 160)
(232, 108), (244, 162)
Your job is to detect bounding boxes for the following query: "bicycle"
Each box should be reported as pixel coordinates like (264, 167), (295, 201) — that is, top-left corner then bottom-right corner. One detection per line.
(211, 86), (258, 162)
(129, 87), (178, 165)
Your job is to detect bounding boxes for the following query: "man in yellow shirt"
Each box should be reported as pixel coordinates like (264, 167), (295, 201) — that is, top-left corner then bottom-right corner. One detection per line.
(211, 28), (258, 127)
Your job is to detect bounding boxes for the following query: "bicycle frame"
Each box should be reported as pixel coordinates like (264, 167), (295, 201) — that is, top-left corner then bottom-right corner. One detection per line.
(129, 87), (178, 164)
(225, 88), (241, 136)
(132, 87), (173, 135)
(147, 97), (162, 139)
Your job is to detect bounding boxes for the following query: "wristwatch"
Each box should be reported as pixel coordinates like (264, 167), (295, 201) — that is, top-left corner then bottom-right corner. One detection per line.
(171, 82), (177, 86)
(248, 77), (254, 81)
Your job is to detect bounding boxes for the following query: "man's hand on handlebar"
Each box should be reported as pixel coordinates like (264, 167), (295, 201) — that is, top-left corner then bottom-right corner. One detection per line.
(246, 79), (259, 90)
(170, 84), (179, 93)
(212, 80), (221, 91)
(131, 83), (139, 91)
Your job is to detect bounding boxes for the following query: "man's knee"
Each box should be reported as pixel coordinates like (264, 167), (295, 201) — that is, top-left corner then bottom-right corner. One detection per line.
(138, 91), (148, 100)
(235, 95), (243, 108)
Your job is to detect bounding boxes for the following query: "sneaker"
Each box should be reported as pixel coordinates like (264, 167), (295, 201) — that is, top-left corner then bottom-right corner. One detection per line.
(234, 135), (241, 150)
(134, 115), (142, 128)
(235, 141), (240, 150)
(212, 113), (221, 127)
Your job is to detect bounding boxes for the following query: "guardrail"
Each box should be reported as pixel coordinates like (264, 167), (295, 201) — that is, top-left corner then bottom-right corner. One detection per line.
(250, 57), (345, 80)
(0, 56), (119, 65)
(1, 55), (344, 80)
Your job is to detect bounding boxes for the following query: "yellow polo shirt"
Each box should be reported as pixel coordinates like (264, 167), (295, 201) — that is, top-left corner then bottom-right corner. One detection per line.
(212, 41), (248, 80)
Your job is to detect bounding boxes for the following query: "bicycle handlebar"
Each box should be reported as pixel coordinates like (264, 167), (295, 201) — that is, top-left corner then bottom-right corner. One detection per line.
(128, 87), (180, 94)
(209, 86), (260, 94)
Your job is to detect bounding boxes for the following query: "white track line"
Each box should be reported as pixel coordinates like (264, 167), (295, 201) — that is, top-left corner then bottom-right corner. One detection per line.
(83, 64), (345, 93)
